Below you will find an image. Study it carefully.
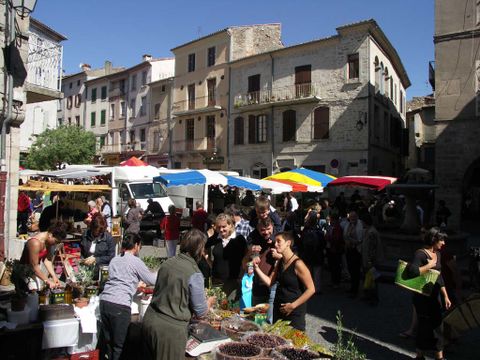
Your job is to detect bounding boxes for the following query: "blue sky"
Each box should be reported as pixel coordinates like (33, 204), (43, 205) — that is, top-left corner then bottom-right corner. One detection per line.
(34, 0), (434, 99)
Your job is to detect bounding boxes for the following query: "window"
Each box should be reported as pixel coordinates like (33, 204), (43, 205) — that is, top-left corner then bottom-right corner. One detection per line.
(66, 96), (73, 109)
(75, 116), (80, 126)
(58, 118), (63, 126)
(234, 117), (244, 145)
(161, 85), (166, 92)
(248, 114), (267, 144)
(348, 53), (359, 79)
(130, 99), (136, 118)
(188, 53), (195, 72)
(188, 84), (195, 110)
(186, 118), (194, 150)
(374, 57), (380, 93)
(100, 110), (106, 125)
(99, 135), (106, 148)
(207, 78), (216, 106)
(91, 88), (97, 102)
(74, 94), (81, 107)
(120, 101), (126, 117)
(380, 63), (385, 94)
(154, 103), (160, 119)
(90, 112), (96, 127)
(390, 77), (394, 101)
(101, 86), (107, 100)
(282, 110), (296, 142)
(248, 74), (260, 103)
(207, 47), (216, 67)
(400, 90), (405, 114)
(394, 84), (397, 105)
(384, 68), (390, 98)
(77, 80), (80, 86)
(131, 74), (137, 91)
(140, 128), (146, 142)
(141, 71), (147, 86)
(206, 115), (215, 149)
(130, 130), (135, 143)
(295, 65), (312, 97)
(69, 82), (72, 89)
(68, 117), (71, 125)
(153, 130), (160, 151)
(252, 166), (268, 179)
(110, 103), (115, 120)
(313, 107), (329, 140)
(140, 96), (147, 116)
(120, 79), (125, 92)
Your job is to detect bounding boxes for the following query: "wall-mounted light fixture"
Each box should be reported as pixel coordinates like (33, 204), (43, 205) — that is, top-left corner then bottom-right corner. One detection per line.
(356, 111), (367, 131)
(12, 0), (37, 19)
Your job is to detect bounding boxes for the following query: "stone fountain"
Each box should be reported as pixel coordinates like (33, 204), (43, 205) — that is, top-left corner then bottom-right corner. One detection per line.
(380, 169), (468, 261)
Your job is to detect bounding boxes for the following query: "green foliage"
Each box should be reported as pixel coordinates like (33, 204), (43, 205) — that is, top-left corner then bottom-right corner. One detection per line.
(6, 259), (34, 298)
(141, 256), (167, 271)
(25, 125), (96, 170)
(332, 311), (367, 360)
(76, 264), (95, 287)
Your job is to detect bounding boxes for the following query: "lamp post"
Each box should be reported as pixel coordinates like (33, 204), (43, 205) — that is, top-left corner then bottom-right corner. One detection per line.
(0, 0), (37, 260)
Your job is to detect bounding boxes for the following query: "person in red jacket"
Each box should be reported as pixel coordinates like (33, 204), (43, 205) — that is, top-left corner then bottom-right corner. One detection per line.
(17, 190), (32, 235)
(191, 201), (209, 232)
(160, 205), (180, 257)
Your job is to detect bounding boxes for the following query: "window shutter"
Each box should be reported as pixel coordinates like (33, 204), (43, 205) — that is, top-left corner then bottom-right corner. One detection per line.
(248, 115), (256, 144)
(234, 117), (244, 145)
(283, 110), (296, 142)
(314, 107), (329, 139)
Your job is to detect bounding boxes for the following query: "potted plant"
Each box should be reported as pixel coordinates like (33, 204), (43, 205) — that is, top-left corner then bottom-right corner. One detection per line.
(6, 259), (34, 311)
(75, 264), (97, 298)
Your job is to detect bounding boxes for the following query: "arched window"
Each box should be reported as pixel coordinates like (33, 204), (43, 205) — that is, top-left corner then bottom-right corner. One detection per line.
(282, 110), (296, 142)
(313, 107), (329, 140)
(374, 57), (380, 93)
(384, 67), (389, 98)
(234, 117), (244, 145)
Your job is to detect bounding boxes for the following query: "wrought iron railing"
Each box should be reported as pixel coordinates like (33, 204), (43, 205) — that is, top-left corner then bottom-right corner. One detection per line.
(234, 83), (319, 108)
(172, 137), (216, 152)
(172, 95), (221, 113)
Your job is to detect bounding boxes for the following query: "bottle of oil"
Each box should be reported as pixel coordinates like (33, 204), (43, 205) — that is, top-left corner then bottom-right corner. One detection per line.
(64, 284), (73, 304)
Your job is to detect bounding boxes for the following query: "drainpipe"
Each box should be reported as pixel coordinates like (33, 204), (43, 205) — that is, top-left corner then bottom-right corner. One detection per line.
(269, 53), (275, 174)
(226, 66), (231, 170)
(167, 78), (173, 168)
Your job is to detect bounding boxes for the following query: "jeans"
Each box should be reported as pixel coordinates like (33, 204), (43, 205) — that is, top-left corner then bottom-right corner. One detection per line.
(100, 300), (131, 360)
(165, 239), (178, 257)
(268, 282), (278, 324)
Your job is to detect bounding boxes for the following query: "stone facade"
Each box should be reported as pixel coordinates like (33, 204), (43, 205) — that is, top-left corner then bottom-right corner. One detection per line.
(229, 20), (409, 178)
(170, 24), (282, 170)
(434, 0), (480, 228)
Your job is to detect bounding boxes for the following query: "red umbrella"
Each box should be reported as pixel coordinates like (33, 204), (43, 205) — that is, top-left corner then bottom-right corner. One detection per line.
(120, 156), (148, 166)
(328, 176), (397, 191)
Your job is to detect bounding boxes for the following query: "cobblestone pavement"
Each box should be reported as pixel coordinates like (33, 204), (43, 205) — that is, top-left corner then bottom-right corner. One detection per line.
(139, 242), (479, 360)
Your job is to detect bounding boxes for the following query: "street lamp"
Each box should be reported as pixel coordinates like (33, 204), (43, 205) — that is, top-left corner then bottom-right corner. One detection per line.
(12, 0), (37, 19)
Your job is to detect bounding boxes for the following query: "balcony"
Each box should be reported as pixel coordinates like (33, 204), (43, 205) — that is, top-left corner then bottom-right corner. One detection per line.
(26, 32), (64, 103)
(172, 137), (216, 153)
(109, 86), (126, 98)
(233, 83), (320, 110)
(172, 95), (222, 116)
(99, 142), (148, 154)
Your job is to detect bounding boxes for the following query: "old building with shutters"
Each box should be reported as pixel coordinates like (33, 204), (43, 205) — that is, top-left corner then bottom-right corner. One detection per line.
(228, 19), (410, 178)
(170, 24), (283, 170)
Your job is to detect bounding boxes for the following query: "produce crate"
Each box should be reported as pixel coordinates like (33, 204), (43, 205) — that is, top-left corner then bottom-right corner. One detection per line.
(70, 349), (99, 360)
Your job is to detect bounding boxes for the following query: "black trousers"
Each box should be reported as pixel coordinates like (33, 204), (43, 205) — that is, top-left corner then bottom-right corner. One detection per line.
(346, 248), (362, 294)
(328, 252), (343, 285)
(100, 300), (131, 360)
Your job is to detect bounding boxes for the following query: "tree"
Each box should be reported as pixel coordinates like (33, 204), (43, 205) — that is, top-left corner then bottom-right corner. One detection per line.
(25, 125), (96, 170)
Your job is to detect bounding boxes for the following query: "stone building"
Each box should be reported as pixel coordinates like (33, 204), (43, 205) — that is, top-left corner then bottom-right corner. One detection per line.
(405, 96), (435, 173)
(20, 18), (66, 164)
(229, 20), (410, 178)
(170, 24), (283, 170)
(99, 56), (174, 165)
(434, 0), (480, 227)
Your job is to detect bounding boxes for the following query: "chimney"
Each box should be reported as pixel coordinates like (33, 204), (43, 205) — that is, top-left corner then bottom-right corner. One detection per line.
(142, 54), (152, 62)
(81, 63), (91, 71)
(104, 60), (112, 75)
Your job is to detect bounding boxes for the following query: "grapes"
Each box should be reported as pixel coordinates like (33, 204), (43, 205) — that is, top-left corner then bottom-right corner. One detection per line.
(216, 342), (261, 359)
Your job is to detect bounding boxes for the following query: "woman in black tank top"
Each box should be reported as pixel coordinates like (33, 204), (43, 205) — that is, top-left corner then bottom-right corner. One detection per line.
(253, 231), (315, 331)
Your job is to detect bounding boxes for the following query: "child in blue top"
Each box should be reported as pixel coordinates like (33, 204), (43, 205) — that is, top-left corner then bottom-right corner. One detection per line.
(240, 262), (254, 310)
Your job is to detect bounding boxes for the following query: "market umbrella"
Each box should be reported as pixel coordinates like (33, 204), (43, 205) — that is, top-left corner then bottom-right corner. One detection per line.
(231, 176), (293, 194)
(263, 168), (335, 192)
(328, 175), (397, 191)
(120, 156), (147, 166)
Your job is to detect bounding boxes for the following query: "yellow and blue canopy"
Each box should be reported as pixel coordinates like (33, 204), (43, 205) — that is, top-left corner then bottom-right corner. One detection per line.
(264, 168), (336, 192)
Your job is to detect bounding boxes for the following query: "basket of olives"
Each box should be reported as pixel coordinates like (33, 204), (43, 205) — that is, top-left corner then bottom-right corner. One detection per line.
(242, 333), (288, 356)
(215, 341), (262, 359)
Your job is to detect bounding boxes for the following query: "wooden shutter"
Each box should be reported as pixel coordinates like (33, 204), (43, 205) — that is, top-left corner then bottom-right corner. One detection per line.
(234, 117), (244, 145)
(313, 107), (329, 139)
(283, 110), (296, 142)
(248, 75), (260, 93)
(295, 65), (311, 84)
(248, 115), (256, 144)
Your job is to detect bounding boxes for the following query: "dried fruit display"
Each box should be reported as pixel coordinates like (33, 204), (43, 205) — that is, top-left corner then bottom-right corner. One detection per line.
(278, 347), (326, 359)
(221, 317), (261, 340)
(244, 333), (287, 351)
(216, 342), (261, 359)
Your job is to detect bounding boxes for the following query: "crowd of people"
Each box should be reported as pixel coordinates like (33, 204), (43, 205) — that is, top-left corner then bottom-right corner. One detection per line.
(16, 185), (463, 360)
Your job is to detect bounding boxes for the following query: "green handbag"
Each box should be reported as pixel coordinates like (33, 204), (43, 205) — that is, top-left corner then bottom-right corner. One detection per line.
(395, 259), (440, 296)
